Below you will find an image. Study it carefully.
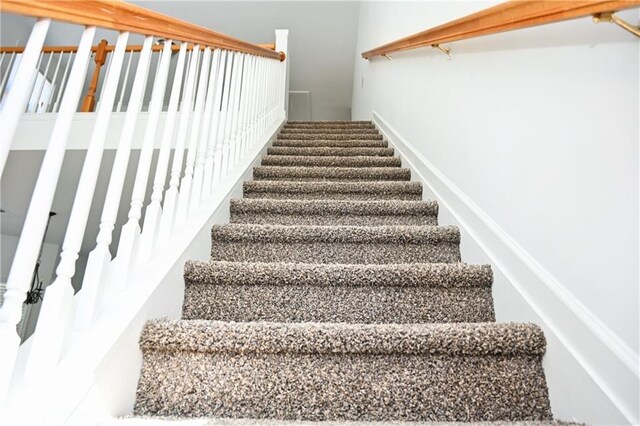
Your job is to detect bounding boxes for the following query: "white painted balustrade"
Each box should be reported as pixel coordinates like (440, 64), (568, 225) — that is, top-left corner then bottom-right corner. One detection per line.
(0, 17), (288, 413)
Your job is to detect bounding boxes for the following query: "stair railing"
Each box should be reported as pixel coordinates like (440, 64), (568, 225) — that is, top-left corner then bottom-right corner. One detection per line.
(361, 1), (640, 60)
(0, 0), (287, 409)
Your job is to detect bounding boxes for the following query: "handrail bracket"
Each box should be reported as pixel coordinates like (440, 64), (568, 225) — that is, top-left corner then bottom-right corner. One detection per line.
(593, 12), (640, 37)
(432, 44), (451, 60)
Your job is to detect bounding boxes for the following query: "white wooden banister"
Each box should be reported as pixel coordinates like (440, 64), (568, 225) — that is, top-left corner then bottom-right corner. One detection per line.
(0, 24), (96, 406)
(137, 42), (189, 262)
(157, 46), (200, 249)
(24, 31), (130, 381)
(177, 47), (211, 223)
(191, 48), (220, 210)
(0, 2), (289, 416)
(111, 38), (172, 292)
(73, 37), (154, 329)
(0, 19), (50, 175)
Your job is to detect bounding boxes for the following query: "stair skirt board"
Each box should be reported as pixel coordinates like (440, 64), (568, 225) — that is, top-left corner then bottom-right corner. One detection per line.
(133, 120), (556, 423)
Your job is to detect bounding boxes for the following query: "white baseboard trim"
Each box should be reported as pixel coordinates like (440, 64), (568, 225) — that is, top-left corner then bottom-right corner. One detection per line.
(372, 110), (639, 425)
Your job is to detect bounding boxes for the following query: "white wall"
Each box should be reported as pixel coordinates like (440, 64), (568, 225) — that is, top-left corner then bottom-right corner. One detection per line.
(352, 2), (639, 425)
(132, 1), (359, 120)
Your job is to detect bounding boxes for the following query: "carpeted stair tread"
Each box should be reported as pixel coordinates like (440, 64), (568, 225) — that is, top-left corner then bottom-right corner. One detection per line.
(140, 320), (545, 355)
(184, 261), (491, 289)
(230, 198), (437, 226)
(272, 139), (388, 148)
(278, 133), (384, 140)
(243, 181), (423, 201)
(286, 120), (373, 125)
(210, 223), (461, 264)
(280, 129), (380, 136)
(260, 155), (400, 167)
(181, 261), (494, 323)
(253, 166), (411, 181)
(135, 320), (551, 421)
(113, 418), (580, 425)
(211, 223), (459, 244)
(268, 146), (394, 156)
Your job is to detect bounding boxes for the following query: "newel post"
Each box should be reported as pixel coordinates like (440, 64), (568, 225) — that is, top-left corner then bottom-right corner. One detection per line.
(81, 39), (108, 112)
(275, 29), (289, 120)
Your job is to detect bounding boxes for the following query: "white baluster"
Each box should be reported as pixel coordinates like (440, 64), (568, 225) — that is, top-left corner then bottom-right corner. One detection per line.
(212, 50), (233, 186)
(247, 56), (261, 150)
(260, 57), (269, 138)
(0, 19), (50, 175)
(32, 52), (53, 113)
(191, 48), (220, 209)
(203, 49), (227, 198)
(116, 50), (133, 112)
(221, 52), (241, 179)
(74, 37), (154, 326)
(43, 51), (63, 112)
(24, 32), (129, 381)
(0, 51), (17, 100)
(229, 53), (245, 167)
(110, 39), (172, 291)
(136, 42), (188, 262)
(157, 46), (200, 248)
(236, 55), (251, 159)
(53, 52), (72, 113)
(257, 57), (266, 141)
(237, 54), (250, 162)
(239, 54), (253, 159)
(94, 49), (113, 112)
(0, 26), (94, 406)
(176, 47), (211, 222)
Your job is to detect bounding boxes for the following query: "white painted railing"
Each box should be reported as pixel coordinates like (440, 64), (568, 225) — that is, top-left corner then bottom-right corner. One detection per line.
(0, 13), (287, 414)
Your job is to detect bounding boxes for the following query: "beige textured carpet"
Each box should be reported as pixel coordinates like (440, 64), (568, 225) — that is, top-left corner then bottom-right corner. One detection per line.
(133, 121), (559, 423)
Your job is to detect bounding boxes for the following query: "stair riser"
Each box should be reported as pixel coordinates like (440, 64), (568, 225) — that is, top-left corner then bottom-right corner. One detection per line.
(268, 147), (394, 156)
(261, 156), (401, 167)
(210, 240), (461, 264)
(278, 133), (384, 140)
(183, 285), (494, 323)
(230, 212), (437, 226)
(272, 140), (388, 148)
(135, 352), (551, 421)
(252, 167), (411, 182)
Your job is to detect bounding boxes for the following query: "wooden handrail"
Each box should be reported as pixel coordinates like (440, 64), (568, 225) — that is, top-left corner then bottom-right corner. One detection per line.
(0, 0), (285, 61)
(0, 43), (277, 54)
(362, 1), (640, 59)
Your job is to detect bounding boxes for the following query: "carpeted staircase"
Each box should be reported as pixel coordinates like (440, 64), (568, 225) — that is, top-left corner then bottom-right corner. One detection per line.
(133, 121), (558, 423)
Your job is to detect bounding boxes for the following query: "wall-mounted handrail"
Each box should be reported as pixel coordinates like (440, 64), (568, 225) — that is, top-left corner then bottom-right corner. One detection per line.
(0, 0), (285, 61)
(361, 0), (640, 59)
